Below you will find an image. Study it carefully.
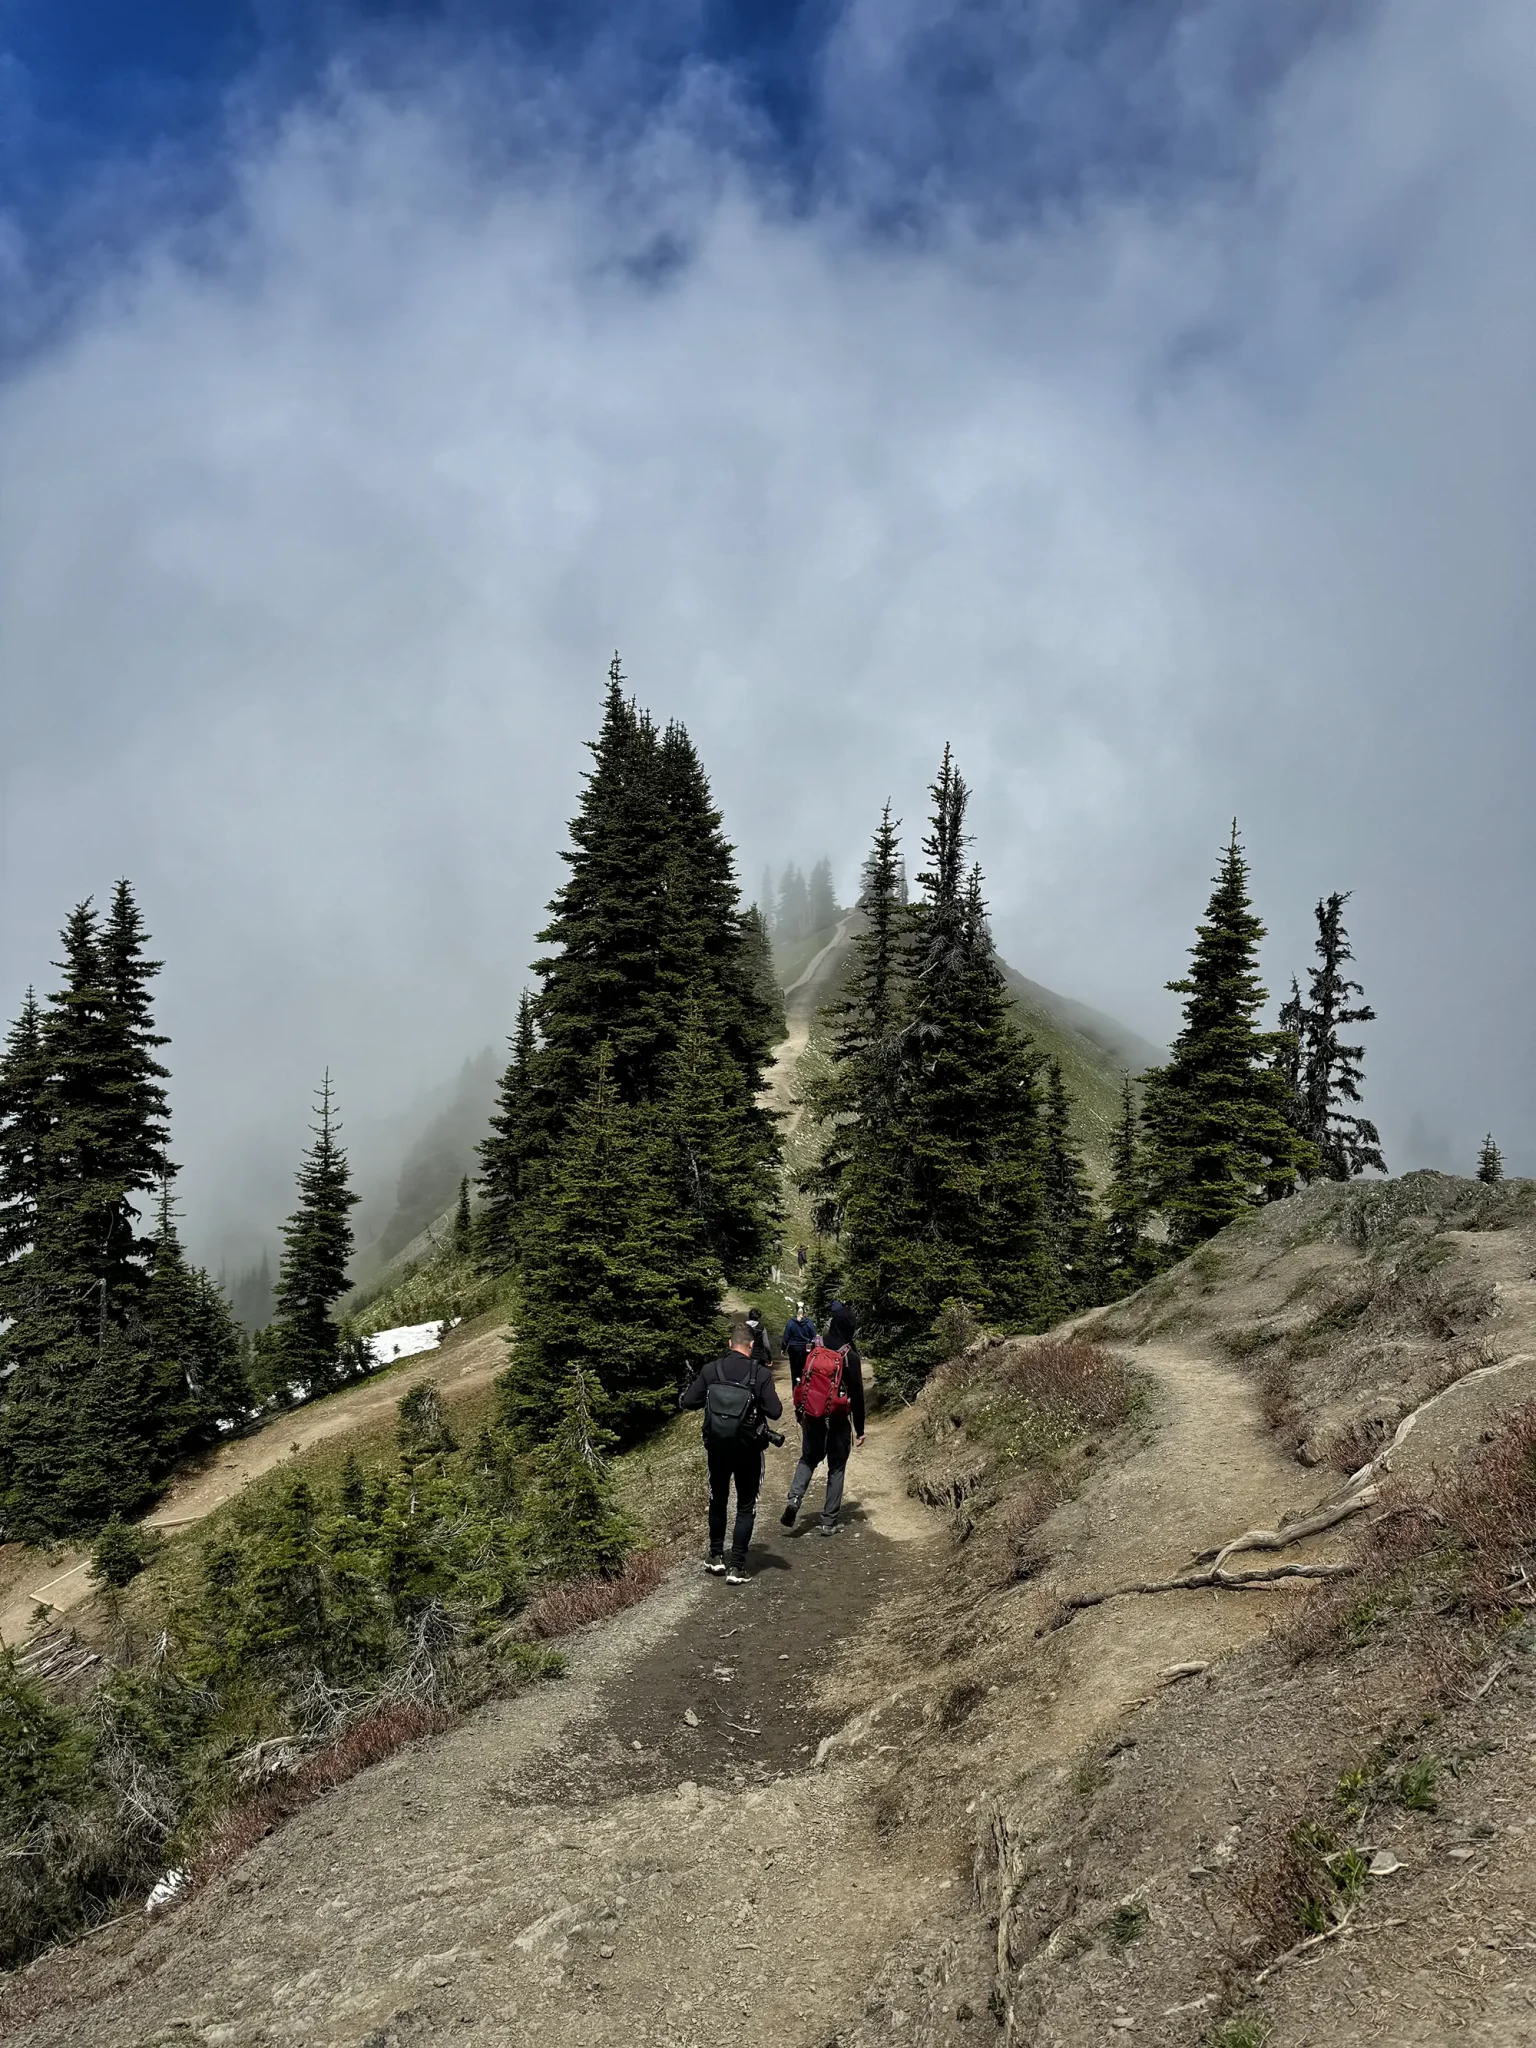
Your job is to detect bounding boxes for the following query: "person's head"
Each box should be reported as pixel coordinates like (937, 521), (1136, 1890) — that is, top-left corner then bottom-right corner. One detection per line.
(825, 1300), (856, 1347)
(728, 1320), (754, 1355)
(746, 1307), (762, 1326)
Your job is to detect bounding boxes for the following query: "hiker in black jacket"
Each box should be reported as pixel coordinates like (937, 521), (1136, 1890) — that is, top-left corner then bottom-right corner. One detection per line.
(744, 1307), (773, 1369)
(781, 1302), (866, 1537)
(680, 1322), (784, 1583)
(781, 1305), (816, 1387)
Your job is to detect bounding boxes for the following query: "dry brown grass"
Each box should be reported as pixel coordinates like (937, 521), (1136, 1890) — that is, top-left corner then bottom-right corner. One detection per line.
(1292, 1399), (1536, 1668)
(194, 1701), (456, 1885)
(523, 1549), (668, 1639)
(991, 1335), (1137, 1425)
(1321, 1413), (1390, 1474)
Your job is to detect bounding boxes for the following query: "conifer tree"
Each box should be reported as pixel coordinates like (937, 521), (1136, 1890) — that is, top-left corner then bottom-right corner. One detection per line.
(141, 1187), (250, 1453)
(777, 864), (810, 941)
(807, 857), (838, 933)
(808, 803), (904, 1238)
(1477, 1133), (1504, 1185)
(1099, 1075), (1160, 1296)
(529, 1365), (630, 1578)
(740, 906), (785, 1046)
(1041, 1059), (1097, 1311)
(523, 660), (779, 1281)
(478, 993), (549, 1271)
(0, 992), (49, 1282)
(503, 1049), (722, 1441)
(1142, 826), (1314, 1247)
(453, 1176), (473, 1254)
(1288, 892), (1386, 1181)
(0, 892), (187, 1537)
(533, 661), (669, 1110)
(255, 1074), (359, 1401)
(848, 753), (1048, 1376)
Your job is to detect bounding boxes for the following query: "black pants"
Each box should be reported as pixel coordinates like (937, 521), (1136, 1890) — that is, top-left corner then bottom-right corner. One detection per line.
(707, 1439), (764, 1559)
(786, 1345), (808, 1387)
(789, 1414), (853, 1521)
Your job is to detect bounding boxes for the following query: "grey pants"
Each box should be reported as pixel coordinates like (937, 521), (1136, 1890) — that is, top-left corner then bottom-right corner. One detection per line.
(789, 1414), (853, 1522)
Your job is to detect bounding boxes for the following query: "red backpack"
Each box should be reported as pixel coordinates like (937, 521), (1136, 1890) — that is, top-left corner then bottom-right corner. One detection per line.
(795, 1344), (852, 1421)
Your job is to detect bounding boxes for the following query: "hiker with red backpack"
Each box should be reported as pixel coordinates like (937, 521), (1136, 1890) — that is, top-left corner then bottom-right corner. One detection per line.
(780, 1301), (866, 1537)
(680, 1320), (784, 1582)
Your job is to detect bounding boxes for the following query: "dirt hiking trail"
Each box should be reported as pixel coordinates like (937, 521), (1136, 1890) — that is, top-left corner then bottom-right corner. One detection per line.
(0, 1326), (509, 1647)
(10, 1331), (1347, 2048)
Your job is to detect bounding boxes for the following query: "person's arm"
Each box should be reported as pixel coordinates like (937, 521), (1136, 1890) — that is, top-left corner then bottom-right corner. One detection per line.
(755, 1361), (784, 1421)
(679, 1360), (713, 1410)
(845, 1348), (866, 1437)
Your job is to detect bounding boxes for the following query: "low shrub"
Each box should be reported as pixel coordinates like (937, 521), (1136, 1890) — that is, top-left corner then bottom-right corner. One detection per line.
(524, 1549), (668, 1638)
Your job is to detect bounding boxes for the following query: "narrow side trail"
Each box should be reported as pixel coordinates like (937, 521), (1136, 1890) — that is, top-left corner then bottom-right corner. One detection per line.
(0, 1327), (510, 1647)
(1010, 1338), (1330, 1762)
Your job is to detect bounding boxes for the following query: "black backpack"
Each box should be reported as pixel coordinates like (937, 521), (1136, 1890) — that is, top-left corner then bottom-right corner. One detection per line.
(703, 1364), (762, 1447)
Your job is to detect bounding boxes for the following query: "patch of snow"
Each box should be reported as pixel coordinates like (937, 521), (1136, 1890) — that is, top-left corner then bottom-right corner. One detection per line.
(146, 1868), (190, 1914)
(365, 1320), (445, 1367)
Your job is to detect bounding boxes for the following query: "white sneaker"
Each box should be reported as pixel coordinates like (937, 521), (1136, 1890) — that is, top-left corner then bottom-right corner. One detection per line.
(704, 1556), (727, 1575)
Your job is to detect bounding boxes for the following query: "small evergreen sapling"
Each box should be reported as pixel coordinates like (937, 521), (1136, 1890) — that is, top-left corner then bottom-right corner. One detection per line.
(530, 1366), (630, 1579)
(88, 1514), (152, 1590)
(1477, 1133), (1504, 1185)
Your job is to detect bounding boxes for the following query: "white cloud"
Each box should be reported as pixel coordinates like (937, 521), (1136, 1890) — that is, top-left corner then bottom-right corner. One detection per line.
(3, 0), (1535, 1259)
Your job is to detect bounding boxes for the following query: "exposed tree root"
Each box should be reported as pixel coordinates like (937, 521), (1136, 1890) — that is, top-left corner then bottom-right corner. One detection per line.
(1042, 1558), (1358, 1628)
(1342, 1351), (1534, 1494)
(1252, 1910), (1406, 1985)
(1195, 1489), (1379, 1569)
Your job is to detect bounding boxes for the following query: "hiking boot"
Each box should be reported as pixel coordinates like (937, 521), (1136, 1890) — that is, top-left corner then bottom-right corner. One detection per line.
(779, 1498), (800, 1527)
(725, 1563), (751, 1584)
(818, 1518), (840, 1538)
(704, 1554), (727, 1575)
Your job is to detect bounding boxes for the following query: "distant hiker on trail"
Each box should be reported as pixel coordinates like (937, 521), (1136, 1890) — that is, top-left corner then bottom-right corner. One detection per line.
(680, 1321), (784, 1583)
(744, 1307), (773, 1369)
(782, 1304), (817, 1388)
(796, 1242), (808, 1273)
(781, 1301), (865, 1537)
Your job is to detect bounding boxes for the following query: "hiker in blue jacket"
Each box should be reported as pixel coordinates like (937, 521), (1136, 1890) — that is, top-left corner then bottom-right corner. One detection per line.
(781, 1304), (817, 1388)
(680, 1322), (783, 1583)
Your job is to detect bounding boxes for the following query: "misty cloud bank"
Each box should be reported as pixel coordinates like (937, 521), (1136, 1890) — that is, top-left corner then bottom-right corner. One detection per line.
(1, 1), (1534, 1265)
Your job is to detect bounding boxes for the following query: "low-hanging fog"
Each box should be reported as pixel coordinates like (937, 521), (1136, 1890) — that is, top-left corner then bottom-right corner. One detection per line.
(1, 1), (1533, 1268)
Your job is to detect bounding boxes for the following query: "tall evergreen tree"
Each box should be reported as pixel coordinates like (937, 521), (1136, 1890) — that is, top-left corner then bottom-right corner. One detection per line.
(478, 992), (549, 1271)
(806, 857), (838, 933)
(1142, 826), (1314, 1247)
(0, 992), (49, 1288)
(739, 906), (785, 1047)
(0, 891), (185, 1537)
(1041, 1058), (1097, 1311)
(777, 864), (810, 941)
(847, 754), (1049, 1377)
(254, 1074), (359, 1401)
(523, 661), (779, 1280)
(1288, 892), (1386, 1181)
(503, 1048), (722, 1441)
(808, 804), (905, 1239)
(140, 1185), (250, 1459)
(1477, 1133), (1504, 1185)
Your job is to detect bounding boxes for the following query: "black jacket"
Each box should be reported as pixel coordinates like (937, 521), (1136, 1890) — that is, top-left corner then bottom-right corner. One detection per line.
(680, 1351), (783, 1427)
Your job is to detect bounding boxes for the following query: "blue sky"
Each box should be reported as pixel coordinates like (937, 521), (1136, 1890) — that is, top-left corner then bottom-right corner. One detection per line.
(1, 1), (1533, 1257)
